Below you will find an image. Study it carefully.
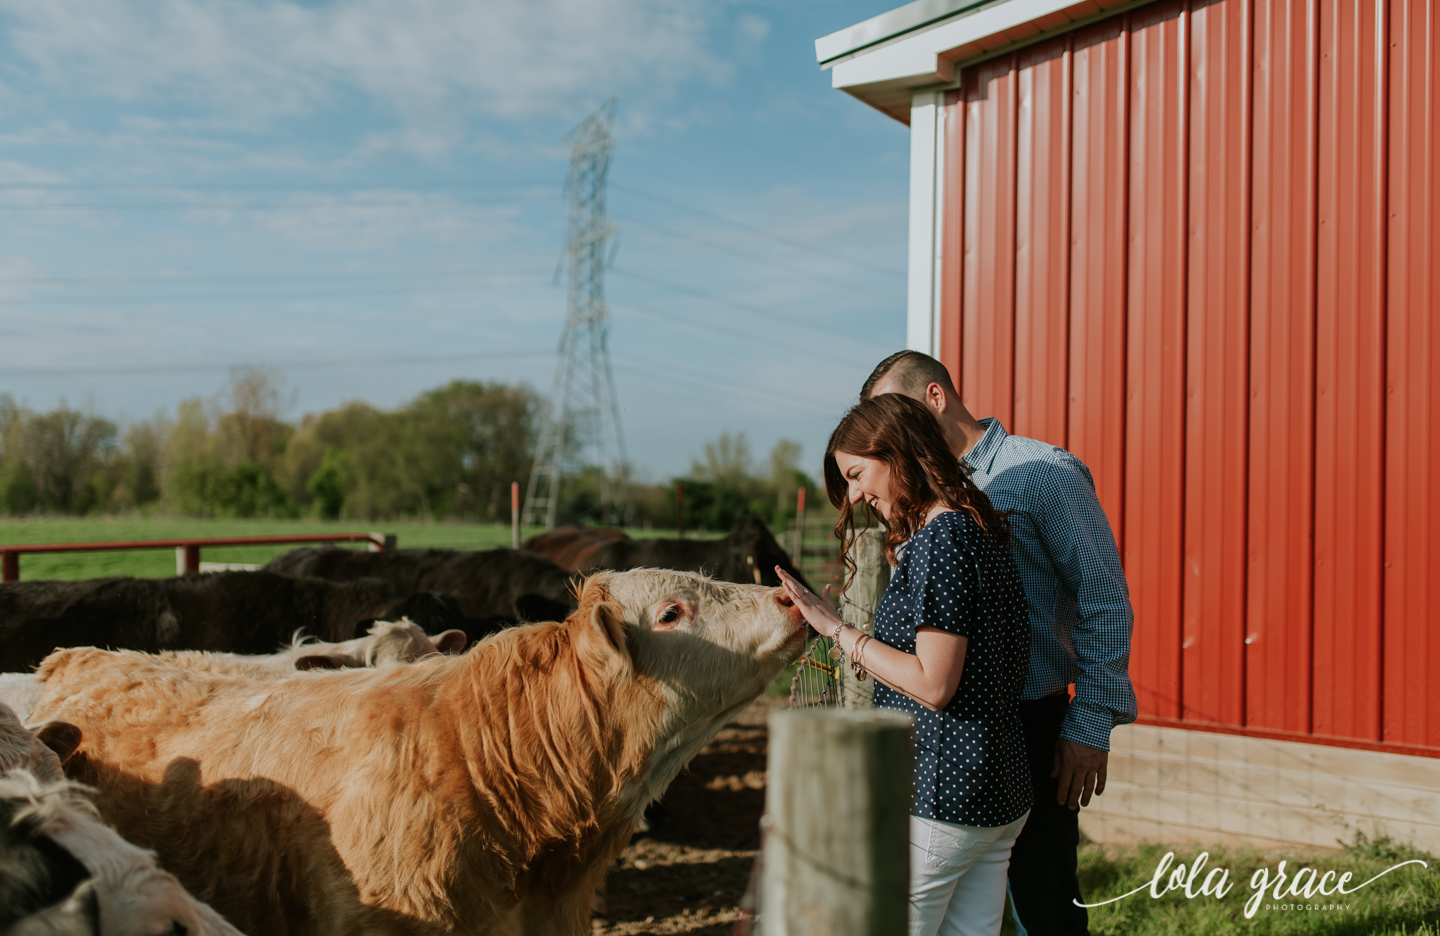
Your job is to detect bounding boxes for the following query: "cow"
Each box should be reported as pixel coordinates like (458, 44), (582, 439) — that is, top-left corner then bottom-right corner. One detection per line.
(0, 621), (466, 723)
(520, 525), (630, 572)
(159, 619), (468, 676)
(0, 570), (397, 673)
(264, 545), (578, 639)
(525, 511), (813, 590)
(30, 569), (808, 936)
(0, 703), (245, 936)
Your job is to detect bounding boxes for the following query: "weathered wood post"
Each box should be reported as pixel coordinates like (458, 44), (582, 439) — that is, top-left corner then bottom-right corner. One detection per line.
(511, 482), (521, 549)
(761, 709), (912, 936)
(791, 487), (807, 568)
(839, 527), (890, 710)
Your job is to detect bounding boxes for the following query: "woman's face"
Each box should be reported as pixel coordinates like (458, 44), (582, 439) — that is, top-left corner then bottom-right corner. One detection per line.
(834, 451), (895, 520)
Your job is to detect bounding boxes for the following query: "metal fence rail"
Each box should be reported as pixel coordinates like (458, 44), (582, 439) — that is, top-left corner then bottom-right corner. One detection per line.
(0, 532), (396, 583)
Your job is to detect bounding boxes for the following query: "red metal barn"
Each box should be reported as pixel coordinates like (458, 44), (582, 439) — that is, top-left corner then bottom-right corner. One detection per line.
(819, 0), (1439, 849)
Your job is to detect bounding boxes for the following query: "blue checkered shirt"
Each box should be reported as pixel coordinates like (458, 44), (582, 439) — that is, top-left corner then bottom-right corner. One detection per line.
(962, 418), (1137, 751)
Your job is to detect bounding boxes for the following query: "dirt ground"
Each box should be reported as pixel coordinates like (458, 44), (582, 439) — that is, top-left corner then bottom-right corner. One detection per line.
(591, 694), (787, 935)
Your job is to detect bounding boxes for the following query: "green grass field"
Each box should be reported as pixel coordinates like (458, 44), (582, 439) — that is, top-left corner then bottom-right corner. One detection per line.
(1043, 834), (1440, 936)
(0, 518), (560, 581)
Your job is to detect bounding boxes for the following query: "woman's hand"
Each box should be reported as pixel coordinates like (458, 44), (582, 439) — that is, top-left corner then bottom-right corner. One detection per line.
(775, 566), (845, 641)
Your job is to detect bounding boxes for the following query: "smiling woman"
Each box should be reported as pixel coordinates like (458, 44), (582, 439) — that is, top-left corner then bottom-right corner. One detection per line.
(777, 392), (1029, 936)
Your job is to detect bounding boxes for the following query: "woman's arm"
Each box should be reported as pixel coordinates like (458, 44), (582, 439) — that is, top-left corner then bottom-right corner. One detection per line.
(776, 568), (968, 712)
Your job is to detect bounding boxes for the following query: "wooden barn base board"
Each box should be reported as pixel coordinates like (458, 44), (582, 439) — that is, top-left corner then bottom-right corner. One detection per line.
(1077, 725), (1440, 854)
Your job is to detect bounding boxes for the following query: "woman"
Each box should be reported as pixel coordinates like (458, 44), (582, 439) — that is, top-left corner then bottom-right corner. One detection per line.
(776, 393), (1031, 936)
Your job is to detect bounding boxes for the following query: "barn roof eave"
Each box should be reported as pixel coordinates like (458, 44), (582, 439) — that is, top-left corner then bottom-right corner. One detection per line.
(816, 0), (1157, 123)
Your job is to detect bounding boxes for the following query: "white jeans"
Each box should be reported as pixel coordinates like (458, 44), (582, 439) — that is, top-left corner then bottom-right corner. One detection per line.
(908, 811), (1030, 936)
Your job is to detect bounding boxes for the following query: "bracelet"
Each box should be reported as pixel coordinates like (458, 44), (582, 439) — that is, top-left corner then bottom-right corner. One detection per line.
(853, 634), (873, 682)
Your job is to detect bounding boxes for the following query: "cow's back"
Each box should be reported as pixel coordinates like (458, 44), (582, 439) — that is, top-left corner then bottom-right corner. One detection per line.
(0, 579), (177, 673)
(265, 547), (576, 623)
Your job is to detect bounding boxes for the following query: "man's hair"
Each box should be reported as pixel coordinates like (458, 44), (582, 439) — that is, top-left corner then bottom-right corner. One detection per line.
(860, 350), (958, 400)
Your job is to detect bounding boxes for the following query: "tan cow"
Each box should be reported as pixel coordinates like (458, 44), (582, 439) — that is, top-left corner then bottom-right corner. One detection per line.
(1, 702), (245, 936)
(30, 569), (807, 936)
(0, 621), (466, 723)
(157, 618), (468, 675)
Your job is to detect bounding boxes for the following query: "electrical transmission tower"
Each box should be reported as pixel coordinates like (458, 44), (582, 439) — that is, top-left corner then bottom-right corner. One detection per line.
(522, 99), (632, 529)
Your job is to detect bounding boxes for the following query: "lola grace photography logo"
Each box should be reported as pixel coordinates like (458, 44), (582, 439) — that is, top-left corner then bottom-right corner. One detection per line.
(1076, 850), (1429, 918)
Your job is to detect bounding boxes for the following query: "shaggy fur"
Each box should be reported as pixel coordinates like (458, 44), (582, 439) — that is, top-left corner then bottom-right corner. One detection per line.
(527, 512), (812, 590)
(156, 619), (467, 676)
(0, 770), (245, 936)
(0, 571), (398, 673)
(31, 570), (807, 936)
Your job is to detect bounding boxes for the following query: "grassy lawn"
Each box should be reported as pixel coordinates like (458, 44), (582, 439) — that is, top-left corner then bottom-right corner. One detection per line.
(0, 518), (556, 581)
(1036, 834), (1440, 936)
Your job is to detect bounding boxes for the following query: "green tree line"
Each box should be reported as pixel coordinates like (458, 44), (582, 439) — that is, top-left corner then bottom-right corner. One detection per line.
(0, 371), (819, 528)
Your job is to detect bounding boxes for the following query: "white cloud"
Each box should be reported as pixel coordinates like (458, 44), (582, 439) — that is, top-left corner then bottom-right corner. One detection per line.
(0, 0), (728, 125)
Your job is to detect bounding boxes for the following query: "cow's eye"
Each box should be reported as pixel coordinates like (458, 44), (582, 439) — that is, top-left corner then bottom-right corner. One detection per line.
(659, 605), (680, 624)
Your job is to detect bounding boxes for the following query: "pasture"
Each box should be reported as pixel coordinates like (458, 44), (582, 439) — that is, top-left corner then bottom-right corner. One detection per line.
(0, 518), (663, 581)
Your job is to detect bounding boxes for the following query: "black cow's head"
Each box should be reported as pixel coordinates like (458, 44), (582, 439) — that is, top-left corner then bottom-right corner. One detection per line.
(726, 512), (813, 591)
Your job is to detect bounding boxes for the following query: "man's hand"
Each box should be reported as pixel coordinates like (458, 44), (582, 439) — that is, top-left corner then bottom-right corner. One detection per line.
(1052, 739), (1108, 810)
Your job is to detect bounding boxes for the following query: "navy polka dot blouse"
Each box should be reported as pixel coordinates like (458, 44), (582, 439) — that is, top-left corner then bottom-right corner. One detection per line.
(872, 509), (1033, 827)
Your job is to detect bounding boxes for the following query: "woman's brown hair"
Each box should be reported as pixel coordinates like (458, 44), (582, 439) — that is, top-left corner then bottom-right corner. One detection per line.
(824, 393), (1010, 584)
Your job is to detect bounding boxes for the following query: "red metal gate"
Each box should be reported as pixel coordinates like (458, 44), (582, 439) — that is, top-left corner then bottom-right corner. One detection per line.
(937, 0), (1439, 753)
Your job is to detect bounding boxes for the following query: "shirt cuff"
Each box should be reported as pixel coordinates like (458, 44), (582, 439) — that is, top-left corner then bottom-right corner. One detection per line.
(1059, 699), (1117, 752)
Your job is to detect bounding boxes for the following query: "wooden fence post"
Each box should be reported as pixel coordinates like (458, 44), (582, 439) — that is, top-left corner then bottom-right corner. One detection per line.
(1, 551), (17, 583)
(839, 527), (890, 709)
(791, 487), (807, 567)
(511, 482), (521, 549)
(175, 544), (201, 576)
(676, 482), (685, 539)
(761, 709), (912, 936)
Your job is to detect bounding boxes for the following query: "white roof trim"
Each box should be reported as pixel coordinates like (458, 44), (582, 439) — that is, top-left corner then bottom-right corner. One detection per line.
(819, 0), (1149, 121)
(815, 0), (986, 65)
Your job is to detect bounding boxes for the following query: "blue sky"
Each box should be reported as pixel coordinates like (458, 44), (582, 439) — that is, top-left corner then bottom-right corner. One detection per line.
(0, 0), (908, 482)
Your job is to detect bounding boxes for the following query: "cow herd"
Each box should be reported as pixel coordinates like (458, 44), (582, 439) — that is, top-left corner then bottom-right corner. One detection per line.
(0, 514), (811, 935)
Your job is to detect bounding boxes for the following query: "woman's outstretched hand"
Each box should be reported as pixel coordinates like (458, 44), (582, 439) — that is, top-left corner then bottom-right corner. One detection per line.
(775, 566), (843, 636)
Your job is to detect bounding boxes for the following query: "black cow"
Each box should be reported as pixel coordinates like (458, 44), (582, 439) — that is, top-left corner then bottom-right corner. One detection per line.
(529, 512), (813, 591)
(0, 571), (396, 673)
(264, 546), (577, 643)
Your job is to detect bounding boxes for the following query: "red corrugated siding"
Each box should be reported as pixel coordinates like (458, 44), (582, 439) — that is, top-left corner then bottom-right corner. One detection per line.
(1184, 0), (1250, 727)
(1013, 37), (1073, 448)
(1127, 0), (1189, 722)
(940, 0), (1435, 752)
(1313, 0), (1387, 742)
(962, 58), (1020, 430)
(1383, 0), (1440, 749)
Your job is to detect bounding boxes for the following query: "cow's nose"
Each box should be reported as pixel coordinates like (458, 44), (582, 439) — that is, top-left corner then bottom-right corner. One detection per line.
(773, 589), (795, 609)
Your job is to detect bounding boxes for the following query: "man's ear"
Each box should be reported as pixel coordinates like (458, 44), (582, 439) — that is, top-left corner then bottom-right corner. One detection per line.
(925, 381), (948, 414)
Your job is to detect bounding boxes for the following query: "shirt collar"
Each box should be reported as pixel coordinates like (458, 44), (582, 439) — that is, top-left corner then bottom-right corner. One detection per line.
(961, 417), (1008, 474)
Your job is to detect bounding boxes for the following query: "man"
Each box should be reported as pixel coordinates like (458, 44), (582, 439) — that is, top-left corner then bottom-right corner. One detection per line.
(862, 350), (1135, 936)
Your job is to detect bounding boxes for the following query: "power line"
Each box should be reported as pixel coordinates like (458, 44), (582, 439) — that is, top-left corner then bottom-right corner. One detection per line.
(0, 180), (551, 191)
(0, 194), (557, 211)
(610, 267), (890, 348)
(0, 266), (551, 288)
(0, 272), (551, 307)
(611, 181), (905, 280)
(609, 301), (872, 370)
(612, 211), (899, 301)
(0, 350), (555, 380)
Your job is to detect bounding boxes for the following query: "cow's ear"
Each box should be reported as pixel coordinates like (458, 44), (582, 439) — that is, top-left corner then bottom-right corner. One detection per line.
(295, 654), (345, 671)
(433, 629), (467, 654)
(573, 576), (631, 673)
(590, 599), (629, 657)
(33, 721), (82, 762)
